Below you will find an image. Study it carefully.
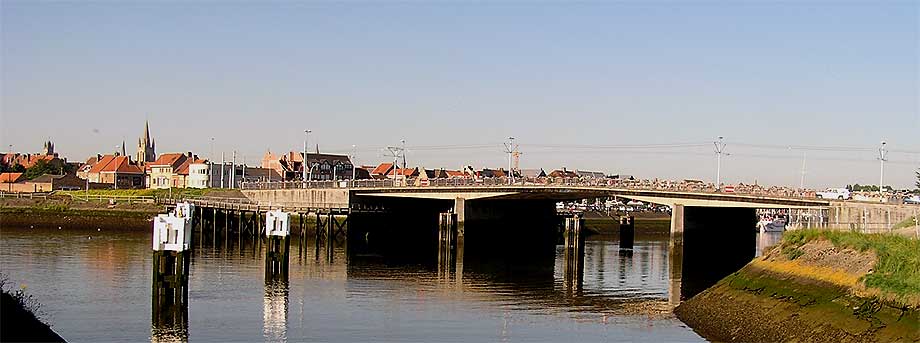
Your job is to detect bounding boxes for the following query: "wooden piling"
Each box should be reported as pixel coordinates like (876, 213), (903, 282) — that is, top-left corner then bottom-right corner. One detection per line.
(619, 215), (635, 250)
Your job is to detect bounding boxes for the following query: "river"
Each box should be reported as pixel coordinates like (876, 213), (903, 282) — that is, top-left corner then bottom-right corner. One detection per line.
(0, 223), (780, 342)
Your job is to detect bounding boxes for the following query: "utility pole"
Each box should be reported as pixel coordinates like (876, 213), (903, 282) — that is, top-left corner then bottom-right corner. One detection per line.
(386, 145), (404, 186)
(504, 137), (517, 184)
(714, 136), (726, 190)
(400, 139), (407, 170)
(303, 130), (311, 183)
(878, 141), (887, 195)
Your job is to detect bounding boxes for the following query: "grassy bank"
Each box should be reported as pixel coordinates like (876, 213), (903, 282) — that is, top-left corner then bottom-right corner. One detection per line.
(676, 230), (920, 342)
(781, 230), (920, 307)
(57, 188), (243, 198)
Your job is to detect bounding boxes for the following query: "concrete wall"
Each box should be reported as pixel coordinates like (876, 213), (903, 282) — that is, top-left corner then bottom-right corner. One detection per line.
(242, 188), (349, 208)
(826, 203), (919, 233)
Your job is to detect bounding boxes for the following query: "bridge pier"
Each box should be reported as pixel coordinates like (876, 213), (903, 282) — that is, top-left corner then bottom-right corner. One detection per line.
(669, 204), (756, 305)
(563, 215), (585, 293)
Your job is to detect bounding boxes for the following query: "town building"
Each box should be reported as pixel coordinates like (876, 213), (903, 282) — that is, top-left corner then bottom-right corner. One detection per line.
(575, 170), (606, 179)
(520, 168), (547, 178)
(261, 149), (354, 181)
(208, 162), (283, 188)
(1, 140), (65, 171)
(548, 168), (578, 178)
(84, 155), (146, 188)
(147, 152), (204, 189)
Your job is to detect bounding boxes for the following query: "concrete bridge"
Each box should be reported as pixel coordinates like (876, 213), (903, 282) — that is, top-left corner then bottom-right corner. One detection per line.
(184, 181), (917, 304)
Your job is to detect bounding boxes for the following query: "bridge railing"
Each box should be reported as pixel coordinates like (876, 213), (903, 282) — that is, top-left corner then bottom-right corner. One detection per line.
(240, 177), (820, 200)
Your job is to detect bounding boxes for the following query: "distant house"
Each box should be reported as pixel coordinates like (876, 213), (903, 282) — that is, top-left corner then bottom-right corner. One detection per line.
(84, 155), (145, 189)
(261, 150), (354, 181)
(148, 153), (193, 189)
(423, 168), (448, 179)
(575, 170), (606, 179)
(548, 168), (578, 178)
(520, 168), (546, 178)
(187, 160), (210, 189)
(370, 163), (395, 179)
(1, 173), (25, 192)
(23, 174), (90, 192)
(444, 170), (468, 179)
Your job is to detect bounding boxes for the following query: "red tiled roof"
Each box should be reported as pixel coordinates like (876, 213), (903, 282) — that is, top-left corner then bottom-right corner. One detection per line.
(371, 163), (393, 175)
(386, 167), (418, 176)
(149, 153), (187, 168)
(88, 155), (144, 174)
(445, 170), (466, 177)
(0, 173), (24, 183)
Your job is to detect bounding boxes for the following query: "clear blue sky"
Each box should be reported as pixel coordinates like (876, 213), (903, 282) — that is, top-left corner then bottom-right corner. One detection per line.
(2, 1), (918, 188)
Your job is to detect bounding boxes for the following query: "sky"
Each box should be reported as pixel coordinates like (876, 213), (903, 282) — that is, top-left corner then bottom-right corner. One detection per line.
(2, 1), (918, 188)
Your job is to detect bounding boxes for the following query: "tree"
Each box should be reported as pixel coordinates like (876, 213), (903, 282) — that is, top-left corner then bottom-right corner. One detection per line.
(22, 160), (56, 180)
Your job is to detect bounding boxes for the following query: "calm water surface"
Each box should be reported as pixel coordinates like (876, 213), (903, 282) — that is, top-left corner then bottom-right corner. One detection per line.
(0, 223), (744, 342)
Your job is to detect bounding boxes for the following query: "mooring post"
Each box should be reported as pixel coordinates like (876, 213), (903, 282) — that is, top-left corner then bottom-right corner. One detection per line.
(563, 215), (585, 292)
(152, 203), (193, 338)
(619, 215), (635, 251)
(264, 210), (290, 281)
(669, 204), (685, 307)
(437, 212), (457, 280)
(326, 213), (335, 261)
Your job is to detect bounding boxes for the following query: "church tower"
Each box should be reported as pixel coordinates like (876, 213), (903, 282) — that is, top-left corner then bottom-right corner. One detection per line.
(42, 139), (55, 155)
(137, 121), (156, 164)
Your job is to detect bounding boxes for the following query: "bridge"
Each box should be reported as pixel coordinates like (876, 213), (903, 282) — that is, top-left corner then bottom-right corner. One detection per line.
(180, 180), (917, 305)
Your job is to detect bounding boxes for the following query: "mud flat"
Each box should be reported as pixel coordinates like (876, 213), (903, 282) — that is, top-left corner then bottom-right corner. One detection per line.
(675, 230), (919, 342)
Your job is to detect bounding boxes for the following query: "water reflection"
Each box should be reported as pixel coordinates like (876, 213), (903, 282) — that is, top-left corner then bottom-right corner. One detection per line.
(263, 278), (289, 342)
(0, 224), (701, 342)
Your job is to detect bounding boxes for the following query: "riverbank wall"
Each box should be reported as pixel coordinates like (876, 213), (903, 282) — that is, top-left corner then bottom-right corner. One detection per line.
(675, 230), (919, 342)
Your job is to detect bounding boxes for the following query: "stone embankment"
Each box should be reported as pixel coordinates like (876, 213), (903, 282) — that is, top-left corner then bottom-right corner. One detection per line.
(675, 231), (919, 342)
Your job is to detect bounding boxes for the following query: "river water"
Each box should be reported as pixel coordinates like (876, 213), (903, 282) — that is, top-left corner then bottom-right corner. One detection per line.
(0, 223), (784, 342)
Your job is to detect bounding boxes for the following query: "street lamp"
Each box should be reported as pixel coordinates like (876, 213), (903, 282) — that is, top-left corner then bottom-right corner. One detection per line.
(878, 141), (888, 195)
(351, 145), (357, 180)
(713, 136), (726, 190)
(114, 144), (121, 190)
(303, 130), (311, 184)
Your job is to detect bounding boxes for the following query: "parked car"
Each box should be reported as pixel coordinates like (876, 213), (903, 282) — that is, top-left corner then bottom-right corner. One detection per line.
(815, 188), (851, 200)
(905, 195), (920, 205)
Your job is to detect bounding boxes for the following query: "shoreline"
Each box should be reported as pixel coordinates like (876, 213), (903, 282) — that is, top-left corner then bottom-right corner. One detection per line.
(675, 231), (919, 342)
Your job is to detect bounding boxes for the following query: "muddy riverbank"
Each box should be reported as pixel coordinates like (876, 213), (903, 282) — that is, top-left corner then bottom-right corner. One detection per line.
(1, 198), (160, 230)
(675, 231), (919, 342)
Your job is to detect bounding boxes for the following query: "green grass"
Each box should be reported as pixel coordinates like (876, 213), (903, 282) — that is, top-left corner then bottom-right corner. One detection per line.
(892, 215), (919, 231)
(58, 188), (211, 198)
(781, 230), (920, 302)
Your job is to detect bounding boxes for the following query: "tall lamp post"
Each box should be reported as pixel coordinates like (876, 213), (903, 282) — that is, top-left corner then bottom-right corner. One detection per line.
(351, 145), (357, 181)
(303, 130), (311, 184)
(878, 141), (887, 195)
(713, 136), (726, 190)
(114, 144), (121, 189)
